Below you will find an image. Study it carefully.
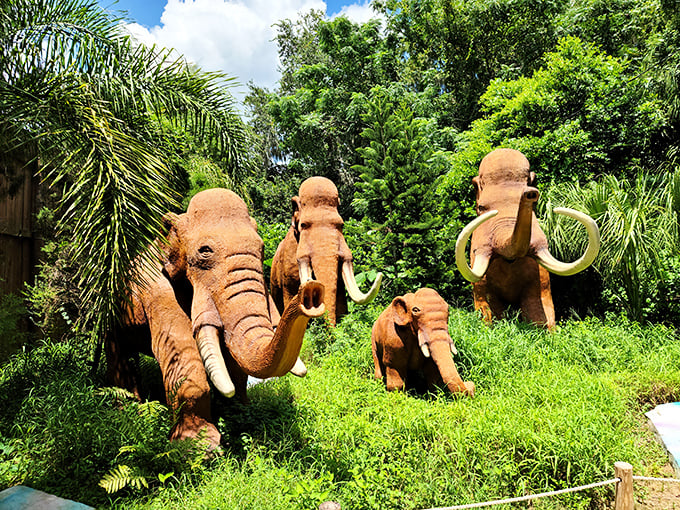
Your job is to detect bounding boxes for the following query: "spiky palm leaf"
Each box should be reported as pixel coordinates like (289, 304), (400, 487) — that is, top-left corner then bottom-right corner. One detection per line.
(542, 171), (680, 320)
(0, 0), (254, 341)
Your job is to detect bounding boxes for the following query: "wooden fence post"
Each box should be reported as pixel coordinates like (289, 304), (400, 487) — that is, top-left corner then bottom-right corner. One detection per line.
(614, 461), (633, 510)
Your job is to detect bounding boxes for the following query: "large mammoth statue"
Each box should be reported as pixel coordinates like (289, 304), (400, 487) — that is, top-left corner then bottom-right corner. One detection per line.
(270, 176), (382, 326)
(455, 148), (600, 328)
(371, 288), (475, 396)
(105, 188), (325, 449)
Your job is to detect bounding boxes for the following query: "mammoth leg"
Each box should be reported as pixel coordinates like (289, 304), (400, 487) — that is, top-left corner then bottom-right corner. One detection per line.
(473, 279), (506, 323)
(520, 266), (555, 329)
(145, 283), (220, 447)
(422, 360), (445, 392)
(372, 338), (385, 381)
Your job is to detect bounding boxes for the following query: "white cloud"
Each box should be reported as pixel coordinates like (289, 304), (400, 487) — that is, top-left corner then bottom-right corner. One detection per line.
(332, 1), (377, 24)
(123, 0), (383, 103)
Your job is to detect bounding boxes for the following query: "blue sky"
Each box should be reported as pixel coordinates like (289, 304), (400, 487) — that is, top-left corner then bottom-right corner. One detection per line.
(97, 0), (380, 101)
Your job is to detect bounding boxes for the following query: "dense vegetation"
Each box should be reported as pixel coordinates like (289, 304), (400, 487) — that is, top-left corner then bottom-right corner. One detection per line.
(1, 0), (680, 509)
(1, 309), (678, 509)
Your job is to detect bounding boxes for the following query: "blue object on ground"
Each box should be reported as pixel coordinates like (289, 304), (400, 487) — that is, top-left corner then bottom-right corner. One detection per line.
(646, 401), (680, 475)
(0, 485), (93, 510)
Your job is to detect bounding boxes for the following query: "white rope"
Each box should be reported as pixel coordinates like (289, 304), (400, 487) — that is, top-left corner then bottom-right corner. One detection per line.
(633, 475), (680, 483)
(421, 478), (620, 510)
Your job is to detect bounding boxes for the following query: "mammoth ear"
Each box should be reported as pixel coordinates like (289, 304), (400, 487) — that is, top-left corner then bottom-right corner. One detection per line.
(291, 196), (302, 233)
(528, 171), (537, 187)
(161, 212), (187, 280)
(391, 297), (410, 327)
(472, 176), (482, 203)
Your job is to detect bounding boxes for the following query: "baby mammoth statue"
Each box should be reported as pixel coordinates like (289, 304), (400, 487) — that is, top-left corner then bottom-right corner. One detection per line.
(371, 288), (475, 397)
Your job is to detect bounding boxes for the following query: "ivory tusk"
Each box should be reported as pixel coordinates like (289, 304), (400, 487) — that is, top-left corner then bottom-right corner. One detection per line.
(341, 259), (383, 304)
(455, 210), (498, 282)
(290, 357), (308, 377)
(420, 343), (431, 358)
(535, 207), (601, 276)
(298, 258), (314, 284)
(196, 325), (235, 398)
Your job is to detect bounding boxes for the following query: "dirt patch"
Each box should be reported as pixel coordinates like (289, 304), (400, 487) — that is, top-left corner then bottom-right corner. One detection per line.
(635, 463), (680, 509)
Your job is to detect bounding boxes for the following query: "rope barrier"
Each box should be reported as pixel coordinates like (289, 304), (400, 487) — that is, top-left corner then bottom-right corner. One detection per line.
(633, 475), (680, 484)
(421, 478), (620, 510)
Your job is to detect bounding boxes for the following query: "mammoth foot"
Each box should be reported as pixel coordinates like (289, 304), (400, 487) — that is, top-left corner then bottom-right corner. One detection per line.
(169, 415), (221, 452)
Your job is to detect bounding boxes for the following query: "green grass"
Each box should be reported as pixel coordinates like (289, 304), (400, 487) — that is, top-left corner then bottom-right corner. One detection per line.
(1, 308), (678, 509)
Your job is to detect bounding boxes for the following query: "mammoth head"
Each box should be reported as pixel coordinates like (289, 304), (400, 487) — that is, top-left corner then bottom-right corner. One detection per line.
(455, 149), (601, 282)
(290, 176), (382, 325)
(391, 288), (458, 358)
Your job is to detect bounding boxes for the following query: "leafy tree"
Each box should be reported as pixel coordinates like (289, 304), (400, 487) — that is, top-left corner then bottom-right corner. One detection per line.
(352, 86), (461, 298)
(248, 13), (398, 214)
(375, 0), (568, 130)
(542, 171), (680, 323)
(1, 0), (253, 343)
(437, 36), (668, 207)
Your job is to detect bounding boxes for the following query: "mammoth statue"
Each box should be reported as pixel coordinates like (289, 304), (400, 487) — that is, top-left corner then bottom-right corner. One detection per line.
(105, 188), (325, 449)
(270, 176), (382, 326)
(371, 288), (475, 396)
(455, 148), (600, 328)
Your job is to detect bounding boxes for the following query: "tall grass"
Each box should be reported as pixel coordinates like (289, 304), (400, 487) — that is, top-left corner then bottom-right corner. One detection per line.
(1, 308), (678, 509)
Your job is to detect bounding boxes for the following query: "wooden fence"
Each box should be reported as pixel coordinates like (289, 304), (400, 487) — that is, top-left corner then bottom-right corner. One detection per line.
(0, 154), (41, 360)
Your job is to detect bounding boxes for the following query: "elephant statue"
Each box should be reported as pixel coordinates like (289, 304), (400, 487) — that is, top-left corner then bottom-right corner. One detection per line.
(105, 188), (325, 449)
(270, 176), (382, 326)
(371, 288), (475, 396)
(454, 148), (600, 328)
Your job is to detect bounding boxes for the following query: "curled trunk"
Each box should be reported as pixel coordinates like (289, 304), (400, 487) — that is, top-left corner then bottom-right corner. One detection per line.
(226, 281), (325, 378)
(496, 188), (539, 260)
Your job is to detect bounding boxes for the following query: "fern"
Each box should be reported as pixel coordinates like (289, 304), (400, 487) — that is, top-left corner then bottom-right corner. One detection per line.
(99, 464), (149, 494)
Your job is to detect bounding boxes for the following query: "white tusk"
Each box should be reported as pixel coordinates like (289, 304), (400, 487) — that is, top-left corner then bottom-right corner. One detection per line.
(298, 258), (314, 284)
(420, 343), (431, 358)
(535, 207), (601, 276)
(455, 210), (498, 282)
(450, 342), (458, 355)
(289, 357), (308, 377)
(341, 259), (383, 304)
(196, 325), (235, 398)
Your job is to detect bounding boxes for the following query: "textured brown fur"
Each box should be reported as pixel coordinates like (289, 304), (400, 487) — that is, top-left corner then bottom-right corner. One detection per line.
(106, 189), (323, 449)
(371, 288), (474, 396)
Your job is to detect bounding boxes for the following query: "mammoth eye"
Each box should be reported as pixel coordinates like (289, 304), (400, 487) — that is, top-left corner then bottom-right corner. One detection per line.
(198, 245), (213, 256)
(412, 306), (421, 313)
(300, 222), (310, 230)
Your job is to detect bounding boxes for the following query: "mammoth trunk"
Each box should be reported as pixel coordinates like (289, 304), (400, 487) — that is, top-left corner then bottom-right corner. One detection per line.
(311, 255), (344, 326)
(496, 188), (539, 260)
(428, 341), (468, 395)
(225, 281), (325, 378)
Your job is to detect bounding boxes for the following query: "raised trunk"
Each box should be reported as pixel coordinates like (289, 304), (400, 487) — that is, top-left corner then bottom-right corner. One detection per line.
(428, 341), (473, 396)
(496, 188), (539, 260)
(225, 281), (324, 378)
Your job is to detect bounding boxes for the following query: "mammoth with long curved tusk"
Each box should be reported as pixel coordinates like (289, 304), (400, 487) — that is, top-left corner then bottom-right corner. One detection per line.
(105, 189), (325, 449)
(270, 176), (383, 327)
(455, 149), (600, 329)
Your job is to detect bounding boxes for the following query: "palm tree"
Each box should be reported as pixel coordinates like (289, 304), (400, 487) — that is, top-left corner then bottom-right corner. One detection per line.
(541, 172), (680, 321)
(0, 0), (254, 343)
